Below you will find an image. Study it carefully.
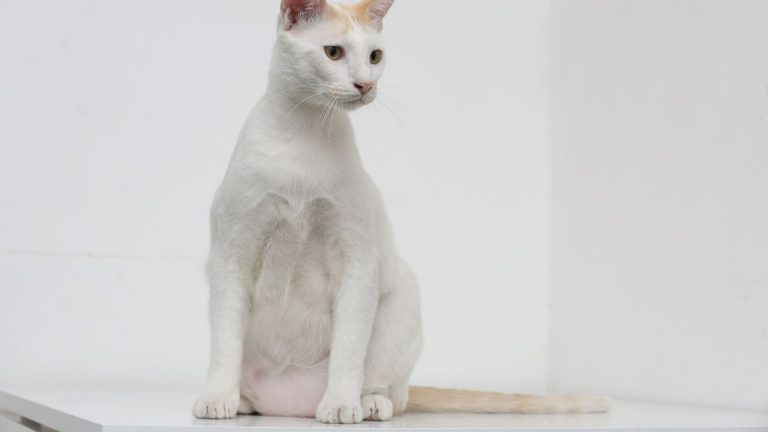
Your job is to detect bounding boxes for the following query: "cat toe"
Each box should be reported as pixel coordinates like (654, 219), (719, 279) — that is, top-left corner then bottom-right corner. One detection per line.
(361, 394), (393, 421)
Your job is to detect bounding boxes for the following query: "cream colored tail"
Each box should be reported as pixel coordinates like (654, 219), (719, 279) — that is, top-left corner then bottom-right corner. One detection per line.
(407, 386), (610, 414)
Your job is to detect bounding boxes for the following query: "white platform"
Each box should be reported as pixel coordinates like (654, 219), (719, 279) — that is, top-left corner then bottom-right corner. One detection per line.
(1, 385), (767, 432)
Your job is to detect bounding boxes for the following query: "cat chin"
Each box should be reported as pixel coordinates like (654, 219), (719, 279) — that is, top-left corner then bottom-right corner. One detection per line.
(342, 95), (376, 111)
(341, 99), (368, 111)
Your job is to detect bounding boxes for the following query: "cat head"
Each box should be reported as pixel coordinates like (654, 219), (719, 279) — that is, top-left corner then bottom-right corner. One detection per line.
(271, 0), (394, 110)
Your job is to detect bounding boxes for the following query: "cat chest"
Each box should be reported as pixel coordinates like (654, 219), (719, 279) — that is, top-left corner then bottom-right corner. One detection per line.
(259, 194), (338, 250)
(245, 197), (338, 363)
(249, 195), (341, 302)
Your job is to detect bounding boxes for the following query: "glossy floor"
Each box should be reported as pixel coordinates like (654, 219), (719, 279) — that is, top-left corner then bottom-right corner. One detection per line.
(1, 384), (767, 432)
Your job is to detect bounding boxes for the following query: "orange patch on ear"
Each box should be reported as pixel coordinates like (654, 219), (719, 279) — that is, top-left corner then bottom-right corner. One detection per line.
(340, 0), (392, 30)
(342, 0), (373, 25)
(325, 3), (353, 31)
(325, 0), (392, 32)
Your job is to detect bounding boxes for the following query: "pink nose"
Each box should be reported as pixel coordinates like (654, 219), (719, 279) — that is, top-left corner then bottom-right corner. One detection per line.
(354, 82), (373, 95)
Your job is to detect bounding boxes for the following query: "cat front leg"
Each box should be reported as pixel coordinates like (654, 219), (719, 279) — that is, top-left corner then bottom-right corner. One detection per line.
(316, 248), (379, 424)
(193, 191), (280, 419)
(192, 256), (248, 419)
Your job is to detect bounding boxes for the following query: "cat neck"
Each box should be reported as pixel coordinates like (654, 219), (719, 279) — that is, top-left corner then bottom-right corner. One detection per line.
(253, 80), (353, 144)
(234, 83), (361, 188)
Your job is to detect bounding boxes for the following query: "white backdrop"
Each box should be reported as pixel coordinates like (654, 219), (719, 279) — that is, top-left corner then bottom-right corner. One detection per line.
(0, 0), (551, 393)
(548, 0), (768, 412)
(1, 0), (766, 413)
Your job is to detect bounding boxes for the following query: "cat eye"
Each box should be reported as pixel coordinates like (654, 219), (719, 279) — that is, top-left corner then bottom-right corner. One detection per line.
(324, 45), (344, 61)
(370, 49), (383, 64)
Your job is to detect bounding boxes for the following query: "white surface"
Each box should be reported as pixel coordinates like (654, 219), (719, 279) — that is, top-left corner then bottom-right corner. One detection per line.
(548, 0), (768, 412)
(2, 385), (768, 432)
(0, 1), (551, 393)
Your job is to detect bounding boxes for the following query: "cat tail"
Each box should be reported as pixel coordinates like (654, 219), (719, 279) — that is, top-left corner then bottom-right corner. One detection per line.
(406, 386), (610, 414)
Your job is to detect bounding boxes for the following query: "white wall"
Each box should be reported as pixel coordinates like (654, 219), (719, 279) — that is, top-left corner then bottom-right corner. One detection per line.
(0, 1), (552, 393)
(549, 0), (768, 412)
(6, 0), (764, 412)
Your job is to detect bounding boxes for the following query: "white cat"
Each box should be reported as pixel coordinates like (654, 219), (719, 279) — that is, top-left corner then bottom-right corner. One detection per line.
(193, 0), (608, 424)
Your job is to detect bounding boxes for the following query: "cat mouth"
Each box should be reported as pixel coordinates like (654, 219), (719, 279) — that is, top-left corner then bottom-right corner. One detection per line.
(325, 92), (372, 110)
(327, 93), (365, 103)
(339, 95), (369, 106)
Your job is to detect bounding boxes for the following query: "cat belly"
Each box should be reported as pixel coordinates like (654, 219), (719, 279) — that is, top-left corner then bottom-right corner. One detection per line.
(240, 362), (328, 417)
(241, 226), (334, 416)
(241, 289), (332, 416)
(241, 290), (331, 417)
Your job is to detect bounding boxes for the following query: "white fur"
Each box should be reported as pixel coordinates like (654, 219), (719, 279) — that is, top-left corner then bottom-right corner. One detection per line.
(192, 0), (422, 424)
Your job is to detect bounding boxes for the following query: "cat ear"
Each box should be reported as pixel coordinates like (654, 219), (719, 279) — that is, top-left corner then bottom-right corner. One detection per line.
(280, 0), (326, 30)
(361, 0), (394, 29)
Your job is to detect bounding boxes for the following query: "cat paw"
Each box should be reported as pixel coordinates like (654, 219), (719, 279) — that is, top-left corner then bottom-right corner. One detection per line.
(362, 394), (393, 421)
(192, 390), (240, 419)
(316, 396), (363, 424)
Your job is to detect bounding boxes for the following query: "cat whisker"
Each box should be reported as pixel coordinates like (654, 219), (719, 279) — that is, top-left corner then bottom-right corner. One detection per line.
(327, 97), (340, 139)
(315, 95), (336, 138)
(284, 89), (332, 123)
(373, 93), (406, 136)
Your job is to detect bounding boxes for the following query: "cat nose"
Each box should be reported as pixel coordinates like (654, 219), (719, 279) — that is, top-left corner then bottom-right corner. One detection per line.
(354, 82), (373, 95)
